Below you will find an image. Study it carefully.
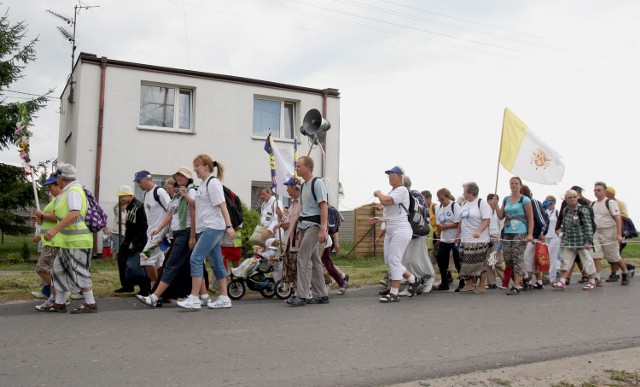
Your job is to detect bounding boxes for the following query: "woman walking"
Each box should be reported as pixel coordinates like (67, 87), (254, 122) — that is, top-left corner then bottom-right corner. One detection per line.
(177, 155), (235, 310)
(433, 188), (462, 291)
(496, 177), (533, 295)
(455, 182), (493, 293)
(369, 166), (420, 303)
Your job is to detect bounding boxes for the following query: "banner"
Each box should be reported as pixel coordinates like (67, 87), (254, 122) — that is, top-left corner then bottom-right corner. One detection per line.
(264, 133), (295, 197)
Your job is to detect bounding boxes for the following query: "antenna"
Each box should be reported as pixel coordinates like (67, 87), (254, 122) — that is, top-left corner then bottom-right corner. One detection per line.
(47, 2), (100, 74)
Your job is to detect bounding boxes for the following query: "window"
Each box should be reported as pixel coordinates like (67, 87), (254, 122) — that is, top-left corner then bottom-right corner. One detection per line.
(139, 84), (193, 131)
(253, 98), (295, 139)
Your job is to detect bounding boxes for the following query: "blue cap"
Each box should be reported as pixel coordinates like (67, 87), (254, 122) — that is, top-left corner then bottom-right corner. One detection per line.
(43, 174), (58, 186)
(385, 166), (404, 176)
(283, 177), (299, 186)
(133, 170), (151, 182)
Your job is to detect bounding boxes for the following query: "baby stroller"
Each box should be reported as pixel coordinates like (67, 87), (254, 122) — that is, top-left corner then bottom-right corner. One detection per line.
(227, 254), (292, 300)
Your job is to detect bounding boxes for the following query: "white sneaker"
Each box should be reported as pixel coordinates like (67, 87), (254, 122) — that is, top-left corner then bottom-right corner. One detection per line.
(423, 276), (435, 293)
(70, 292), (84, 300)
(207, 297), (232, 309)
(398, 288), (411, 297)
(31, 291), (48, 300)
(34, 299), (54, 311)
(177, 295), (202, 310)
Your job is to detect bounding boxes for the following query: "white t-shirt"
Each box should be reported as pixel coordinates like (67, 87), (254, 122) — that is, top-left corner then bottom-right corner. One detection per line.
(459, 198), (492, 243)
(592, 198), (620, 229)
(260, 195), (283, 233)
(436, 201), (460, 243)
(64, 182), (83, 211)
(545, 209), (559, 238)
(195, 176), (225, 233)
(168, 188), (196, 231)
(144, 186), (171, 232)
(489, 210), (502, 237)
(382, 186), (409, 225)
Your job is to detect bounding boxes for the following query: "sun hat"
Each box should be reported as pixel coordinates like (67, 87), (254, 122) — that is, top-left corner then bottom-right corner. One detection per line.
(117, 185), (134, 196)
(172, 166), (193, 180)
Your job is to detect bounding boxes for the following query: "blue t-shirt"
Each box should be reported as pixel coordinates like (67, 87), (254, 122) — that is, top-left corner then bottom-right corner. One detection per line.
(299, 177), (328, 230)
(503, 195), (531, 234)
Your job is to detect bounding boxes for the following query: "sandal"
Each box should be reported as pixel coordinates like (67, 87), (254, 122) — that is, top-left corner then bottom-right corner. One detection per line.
(70, 303), (98, 314)
(577, 276), (589, 284)
(552, 281), (565, 290)
(582, 282), (597, 291)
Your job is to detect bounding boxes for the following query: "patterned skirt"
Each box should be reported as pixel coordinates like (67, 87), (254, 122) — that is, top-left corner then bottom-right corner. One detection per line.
(502, 233), (527, 275)
(459, 242), (489, 278)
(282, 251), (298, 285)
(52, 248), (93, 292)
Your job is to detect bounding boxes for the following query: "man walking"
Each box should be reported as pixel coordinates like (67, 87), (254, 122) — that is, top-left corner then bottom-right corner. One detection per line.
(286, 156), (329, 306)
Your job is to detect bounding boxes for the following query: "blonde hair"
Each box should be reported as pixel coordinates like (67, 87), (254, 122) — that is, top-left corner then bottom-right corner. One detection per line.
(564, 189), (578, 200)
(193, 154), (225, 181)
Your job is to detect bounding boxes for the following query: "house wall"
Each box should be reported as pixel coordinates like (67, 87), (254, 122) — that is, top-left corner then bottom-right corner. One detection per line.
(58, 57), (340, 209)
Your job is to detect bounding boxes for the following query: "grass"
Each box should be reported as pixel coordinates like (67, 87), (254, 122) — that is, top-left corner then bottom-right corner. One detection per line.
(2, 237), (640, 303)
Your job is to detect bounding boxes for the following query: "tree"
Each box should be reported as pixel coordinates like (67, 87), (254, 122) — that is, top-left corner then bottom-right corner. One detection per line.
(0, 163), (38, 238)
(0, 8), (51, 150)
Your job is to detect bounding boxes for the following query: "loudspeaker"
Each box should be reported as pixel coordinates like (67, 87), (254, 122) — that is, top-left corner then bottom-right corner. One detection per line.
(300, 109), (331, 144)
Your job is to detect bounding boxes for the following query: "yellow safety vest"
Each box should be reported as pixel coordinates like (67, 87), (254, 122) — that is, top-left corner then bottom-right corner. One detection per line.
(40, 198), (58, 247)
(52, 183), (93, 249)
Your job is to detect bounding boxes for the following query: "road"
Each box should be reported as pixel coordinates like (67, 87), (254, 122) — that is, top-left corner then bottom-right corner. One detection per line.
(1, 278), (639, 386)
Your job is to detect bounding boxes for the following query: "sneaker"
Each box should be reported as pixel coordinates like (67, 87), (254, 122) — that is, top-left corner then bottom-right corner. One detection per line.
(628, 264), (635, 277)
(177, 295), (202, 310)
(506, 286), (520, 295)
(379, 293), (399, 303)
(39, 303), (67, 313)
(285, 295), (306, 307)
(70, 303), (98, 314)
(306, 296), (329, 304)
(136, 294), (157, 307)
(532, 283), (544, 290)
(605, 274), (620, 283)
(34, 300), (54, 311)
(31, 291), (48, 300)
(422, 276), (435, 293)
(398, 288), (411, 297)
(337, 287), (346, 295)
(207, 297), (232, 309)
(621, 273), (630, 286)
(433, 284), (450, 291)
(69, 292), (84, 300)
(343, 274), (350, 287)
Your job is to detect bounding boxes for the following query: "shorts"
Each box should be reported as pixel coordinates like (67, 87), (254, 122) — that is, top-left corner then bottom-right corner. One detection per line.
(222, 246), (242, 270)
(35, 246), (58, 273)
(592, 227), (621, 262)
(560, 248), (596, 275)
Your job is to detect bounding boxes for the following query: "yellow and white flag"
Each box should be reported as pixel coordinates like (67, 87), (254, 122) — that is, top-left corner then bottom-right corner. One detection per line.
(499, 108), (565, 185)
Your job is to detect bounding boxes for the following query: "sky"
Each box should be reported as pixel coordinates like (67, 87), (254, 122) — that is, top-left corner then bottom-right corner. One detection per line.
(2, 0), (640, 220)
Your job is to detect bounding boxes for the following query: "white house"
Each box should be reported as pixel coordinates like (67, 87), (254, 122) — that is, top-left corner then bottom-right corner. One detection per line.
(57, 52), (341, 210)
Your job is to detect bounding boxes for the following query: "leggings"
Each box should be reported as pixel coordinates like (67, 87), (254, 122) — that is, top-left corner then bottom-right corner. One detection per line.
(437, 242), (460, 282)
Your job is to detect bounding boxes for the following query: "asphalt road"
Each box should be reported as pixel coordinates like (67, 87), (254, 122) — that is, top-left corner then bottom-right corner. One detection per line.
(1, 277), (639, 386)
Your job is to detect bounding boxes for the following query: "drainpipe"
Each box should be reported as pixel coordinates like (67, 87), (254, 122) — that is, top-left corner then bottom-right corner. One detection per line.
(93, 56), (107, 256)
(94, 56), (107, 200)
(321, 89), (328, 178)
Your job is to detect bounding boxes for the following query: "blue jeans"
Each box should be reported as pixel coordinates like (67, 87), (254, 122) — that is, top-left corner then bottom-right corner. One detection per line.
(190, 228), (226, 279)
(160, 229), (192, 285)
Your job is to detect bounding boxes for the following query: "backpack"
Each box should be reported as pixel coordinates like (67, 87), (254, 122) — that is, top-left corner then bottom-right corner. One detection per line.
(153, 186), (168, 211)
(327, 206), (341, 235)
(530, 199), (549, 239)
(400, 187), (431, 237)
(82, 185), (108, 233)
(623, 218), (638, 239)
(204, 177), (243, 229)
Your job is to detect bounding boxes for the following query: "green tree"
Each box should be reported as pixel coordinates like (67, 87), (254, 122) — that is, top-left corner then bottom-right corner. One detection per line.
(0, 8), (51, 149)
(0, 163), (37, 239)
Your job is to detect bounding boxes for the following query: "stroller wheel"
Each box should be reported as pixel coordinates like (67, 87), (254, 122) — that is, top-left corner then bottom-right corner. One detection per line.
(227, 279), (245, 300)
(275, 280), (293, 300)
(260, 279), (276, 298)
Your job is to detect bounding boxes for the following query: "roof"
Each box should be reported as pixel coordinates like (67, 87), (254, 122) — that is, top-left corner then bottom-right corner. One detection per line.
(74, 52), (340, 98)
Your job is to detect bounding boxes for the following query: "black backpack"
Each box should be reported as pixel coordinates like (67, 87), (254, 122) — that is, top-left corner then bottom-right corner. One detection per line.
(401, 187), (431, 237)
(531, 199), (549, 239)
(205, 177), (244, 229)
(327, 206), (341, 235)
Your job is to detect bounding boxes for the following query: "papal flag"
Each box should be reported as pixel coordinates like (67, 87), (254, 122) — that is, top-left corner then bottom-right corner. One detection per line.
(499, 108), (565, 185)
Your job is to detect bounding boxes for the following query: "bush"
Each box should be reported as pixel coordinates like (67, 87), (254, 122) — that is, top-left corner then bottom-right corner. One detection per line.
(240, 204), (260, 256)
(20, 240), (30, 262)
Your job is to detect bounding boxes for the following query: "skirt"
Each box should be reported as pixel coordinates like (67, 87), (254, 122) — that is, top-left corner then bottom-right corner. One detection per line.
(459, 242), (489, 278)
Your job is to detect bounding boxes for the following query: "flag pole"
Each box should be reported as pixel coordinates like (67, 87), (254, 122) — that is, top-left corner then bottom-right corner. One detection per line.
(494, 108), (507, 195)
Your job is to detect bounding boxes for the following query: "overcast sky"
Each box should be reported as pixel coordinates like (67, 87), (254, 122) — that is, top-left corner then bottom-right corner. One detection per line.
(3, 0), (640, 220)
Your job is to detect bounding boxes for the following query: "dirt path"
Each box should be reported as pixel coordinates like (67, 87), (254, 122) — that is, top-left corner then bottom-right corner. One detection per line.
(396, 346), (640, 386)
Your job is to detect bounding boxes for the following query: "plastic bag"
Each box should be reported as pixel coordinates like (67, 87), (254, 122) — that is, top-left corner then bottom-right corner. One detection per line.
(534, 241), (550, 272)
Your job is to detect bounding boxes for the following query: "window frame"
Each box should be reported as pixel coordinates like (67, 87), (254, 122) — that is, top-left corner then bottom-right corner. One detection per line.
(138, 82), (195, 133)
(252, 97), (297, 140)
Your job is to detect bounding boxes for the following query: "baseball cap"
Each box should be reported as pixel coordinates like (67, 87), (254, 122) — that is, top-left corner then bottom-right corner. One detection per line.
(43, 174), (58, 186)
(55, 163), (76, 179)
(283, 177), (300, 186)
(133, 170), (151, 182)
(385, 166), (404, 176)
(606, 186), (616, 195)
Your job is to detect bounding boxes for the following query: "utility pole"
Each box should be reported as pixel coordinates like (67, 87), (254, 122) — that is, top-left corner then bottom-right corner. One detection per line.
(47, 2), (100, 74)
